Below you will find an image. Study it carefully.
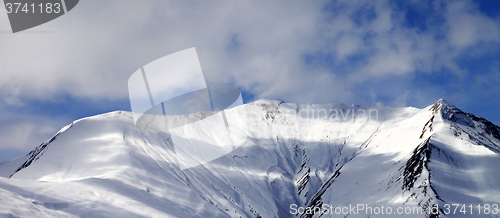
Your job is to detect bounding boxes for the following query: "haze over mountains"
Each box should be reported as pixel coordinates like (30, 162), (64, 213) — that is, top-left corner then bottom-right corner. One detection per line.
(0, 99), (499, 217)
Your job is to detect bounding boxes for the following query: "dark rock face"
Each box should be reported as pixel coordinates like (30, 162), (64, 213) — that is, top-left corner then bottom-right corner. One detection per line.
(436, 100), (500, 153)
(10, 123), (74, 178)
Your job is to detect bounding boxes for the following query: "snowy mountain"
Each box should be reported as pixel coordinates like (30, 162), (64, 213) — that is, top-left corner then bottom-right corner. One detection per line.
(0, 99), (499, 217)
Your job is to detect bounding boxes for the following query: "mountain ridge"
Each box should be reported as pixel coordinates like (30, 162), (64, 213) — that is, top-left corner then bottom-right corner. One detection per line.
(0, 99), (499, 217)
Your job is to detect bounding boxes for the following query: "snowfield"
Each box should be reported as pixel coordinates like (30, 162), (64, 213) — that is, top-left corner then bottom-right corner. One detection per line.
(0, 99), (499, 217)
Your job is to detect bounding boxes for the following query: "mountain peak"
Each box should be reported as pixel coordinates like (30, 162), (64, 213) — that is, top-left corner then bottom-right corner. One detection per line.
(436, 98), (454, 107)
(430, 98), (458, 114)
(430, 99), (500, 148)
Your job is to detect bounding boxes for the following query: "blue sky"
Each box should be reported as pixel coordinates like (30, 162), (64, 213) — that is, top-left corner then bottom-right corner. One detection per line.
(0, 0), (499, 163)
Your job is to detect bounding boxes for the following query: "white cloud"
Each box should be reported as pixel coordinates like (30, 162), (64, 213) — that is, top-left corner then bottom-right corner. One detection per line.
(0, 0), (497, 106)
(336, 34), (363, 60)
(446, 0), (500, 49)
(0, 122), (54, 150)
(0, 107), (66, 151)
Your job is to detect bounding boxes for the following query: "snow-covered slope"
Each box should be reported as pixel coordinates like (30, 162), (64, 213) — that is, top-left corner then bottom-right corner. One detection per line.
(0, 99), (499, 217)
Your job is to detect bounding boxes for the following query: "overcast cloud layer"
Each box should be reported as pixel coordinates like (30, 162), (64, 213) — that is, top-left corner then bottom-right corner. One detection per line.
(0, 0), (499, 155)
